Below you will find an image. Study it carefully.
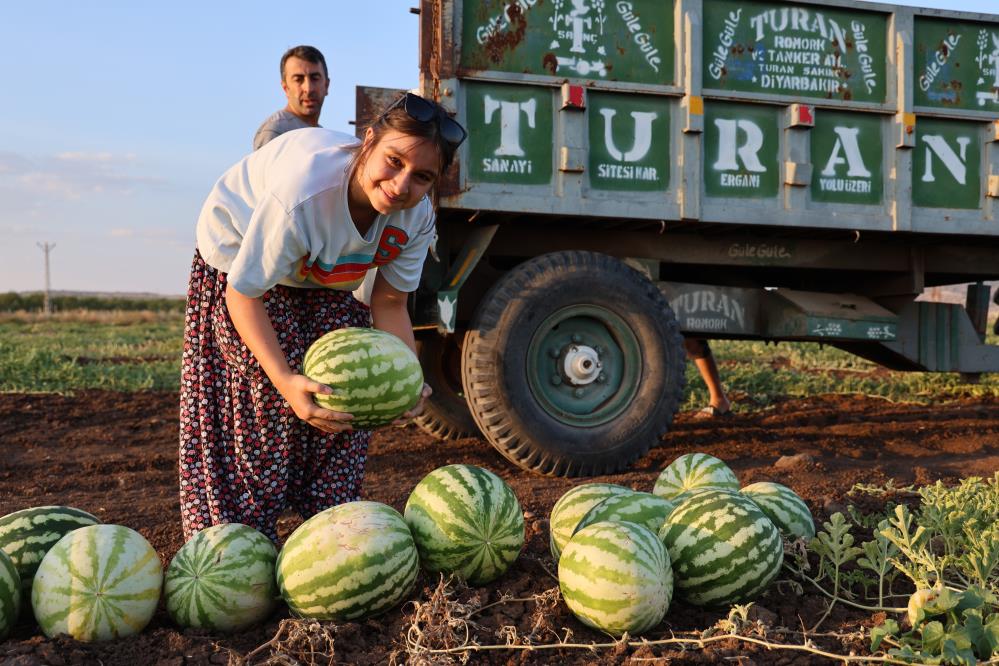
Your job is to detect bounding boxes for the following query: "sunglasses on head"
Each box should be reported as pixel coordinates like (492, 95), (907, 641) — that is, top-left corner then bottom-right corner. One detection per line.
(382, 93), (467, 148)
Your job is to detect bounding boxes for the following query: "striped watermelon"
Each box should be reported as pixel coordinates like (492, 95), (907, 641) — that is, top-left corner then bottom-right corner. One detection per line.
(405, 464), (524, 585)
(0, 505), (99, 598)
(574, 491), (677, 537)
(165, 523), (278, 631)
(549, 483), (634, 561)
(276, 501), (418, 621)
(0, 549), (20, 641)
(658, 489), (782, 607)
(303, 327), (424, 428)
(559, 521), (672, 637)
(741, 482), (816, 540)
(31, 524), (163, 641)
(652, 453), (739, 500)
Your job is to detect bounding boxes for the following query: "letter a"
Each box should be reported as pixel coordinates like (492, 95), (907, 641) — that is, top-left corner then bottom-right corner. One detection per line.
(821, 127), (872, 178)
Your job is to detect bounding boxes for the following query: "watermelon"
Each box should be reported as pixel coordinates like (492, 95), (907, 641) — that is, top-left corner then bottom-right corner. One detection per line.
(741, 481), (816, 540)
(165, 523), (278, 631)
(549, 483), (634, 561)
(0, 549), (20, 641)
(559, 521), (672, 637)
(652, 453), (739, 500)
(658, 489), (783, 607)
(303, 327), (424, 428)
(0, 505), (100, 598)
(276, 501), (418, 621)
(573, 491), (676, 537)
(405, 464), (524, 585)
(31, 524), (163, 641)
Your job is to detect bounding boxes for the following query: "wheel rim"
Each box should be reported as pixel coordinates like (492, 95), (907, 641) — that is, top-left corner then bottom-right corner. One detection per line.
(526, 305), (642, 426)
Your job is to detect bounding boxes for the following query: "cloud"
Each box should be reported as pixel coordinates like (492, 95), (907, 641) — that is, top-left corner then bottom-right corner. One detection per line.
(0, 152), (34, 174)
(0, 150), (163, 200)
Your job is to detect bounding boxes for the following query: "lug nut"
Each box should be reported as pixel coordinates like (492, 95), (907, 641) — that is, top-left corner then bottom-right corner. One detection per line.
(551, 376), (562, 386)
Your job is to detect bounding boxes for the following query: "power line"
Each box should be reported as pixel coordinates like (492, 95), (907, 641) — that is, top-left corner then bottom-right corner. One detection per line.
(37, 242), (56, 315)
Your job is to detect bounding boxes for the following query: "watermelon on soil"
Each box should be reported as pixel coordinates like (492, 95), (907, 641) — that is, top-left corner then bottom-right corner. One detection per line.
(0, 505), (100, 598)
(573, 491), (676, 537)
(303, 327), (424, 428)
(559, 521), (673, 637)
(548, 483), (634, 561)
(740, 481), (816, 540)
(658, 489), (783, 607)
(405, 464), (524, 585)
(652, 453), (739, 500)
(0, 549), (20, 641)
(165, 523), (278, 631)
(276, 501), (418, 621)
(31, 524), (163, 642)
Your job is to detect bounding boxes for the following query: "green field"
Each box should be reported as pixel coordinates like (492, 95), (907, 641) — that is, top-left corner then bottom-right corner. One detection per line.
(0, 311), (184, 393)
(2, 310), (998, 404)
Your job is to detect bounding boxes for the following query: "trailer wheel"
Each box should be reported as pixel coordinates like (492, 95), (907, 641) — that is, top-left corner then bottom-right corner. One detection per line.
(414, 332), (480, 440)
(462, 251), (685, 477)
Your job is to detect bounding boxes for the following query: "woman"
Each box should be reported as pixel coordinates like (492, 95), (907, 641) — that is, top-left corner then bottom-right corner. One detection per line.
(179, 93), (466, 542)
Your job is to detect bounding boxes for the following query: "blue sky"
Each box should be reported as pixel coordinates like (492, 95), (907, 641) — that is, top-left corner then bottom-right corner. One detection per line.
(0, 0), (995, 295)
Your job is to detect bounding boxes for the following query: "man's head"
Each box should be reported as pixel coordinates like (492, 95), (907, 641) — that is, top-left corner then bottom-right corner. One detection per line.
(280, 45), (329, 125)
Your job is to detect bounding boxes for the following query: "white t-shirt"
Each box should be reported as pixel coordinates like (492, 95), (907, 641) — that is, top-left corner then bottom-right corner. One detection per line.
(196, 128), (435, 299)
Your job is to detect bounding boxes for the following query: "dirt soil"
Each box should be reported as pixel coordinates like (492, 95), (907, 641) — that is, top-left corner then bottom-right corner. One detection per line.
(1, 390), (998, 665)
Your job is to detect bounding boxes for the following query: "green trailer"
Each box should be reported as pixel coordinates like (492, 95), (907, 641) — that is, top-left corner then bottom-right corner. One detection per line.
(357, 0), (999, 476)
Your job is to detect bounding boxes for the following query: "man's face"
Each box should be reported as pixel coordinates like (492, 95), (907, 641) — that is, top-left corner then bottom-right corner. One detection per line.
(282, 56), (330, 121)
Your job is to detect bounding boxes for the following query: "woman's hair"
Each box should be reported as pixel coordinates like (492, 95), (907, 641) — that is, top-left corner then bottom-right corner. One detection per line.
(348, 98), (460, 210)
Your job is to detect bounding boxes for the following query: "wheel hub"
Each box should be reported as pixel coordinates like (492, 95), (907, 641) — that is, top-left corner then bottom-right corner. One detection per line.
(526, 304), (641, 426)
(562, 345), (602, 385)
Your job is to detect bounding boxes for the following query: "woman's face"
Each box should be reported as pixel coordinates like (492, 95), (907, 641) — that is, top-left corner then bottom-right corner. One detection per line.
(356, 128), (440, 215)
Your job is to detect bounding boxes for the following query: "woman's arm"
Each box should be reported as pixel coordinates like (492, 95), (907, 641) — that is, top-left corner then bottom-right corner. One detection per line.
(369, 272), (432, 420)
(225, 283), (354, 433)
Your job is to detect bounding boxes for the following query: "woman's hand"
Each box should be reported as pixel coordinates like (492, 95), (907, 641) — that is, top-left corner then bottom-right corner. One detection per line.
(276, 373), (355, 434)
(389, 382), (433, 427)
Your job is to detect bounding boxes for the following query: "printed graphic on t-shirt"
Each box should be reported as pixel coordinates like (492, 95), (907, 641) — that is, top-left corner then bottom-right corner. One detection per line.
(296, 225), (410, 289)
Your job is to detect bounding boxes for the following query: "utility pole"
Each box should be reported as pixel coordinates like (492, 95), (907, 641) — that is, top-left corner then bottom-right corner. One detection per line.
(37, 242), (56, 315)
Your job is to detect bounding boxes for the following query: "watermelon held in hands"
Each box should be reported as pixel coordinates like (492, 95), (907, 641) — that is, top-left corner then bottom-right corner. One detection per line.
(303, 327), (424, 428)
(31, 524), (163, 642)
(658, 489), (783, 607)
(276, 501), (419, 621)
(559, 521), (673, 637)
(165, 523), (278, 632)
(0, 549), (20, 641)
(0, 505), (100, 600)
(405, 464), (525, 586)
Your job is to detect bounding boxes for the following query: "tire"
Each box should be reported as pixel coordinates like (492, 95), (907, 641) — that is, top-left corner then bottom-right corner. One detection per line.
(414, 331), (481, 440)
(461, 251), (686, 477)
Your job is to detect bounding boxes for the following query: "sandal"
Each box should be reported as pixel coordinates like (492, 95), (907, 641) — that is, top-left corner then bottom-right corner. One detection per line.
(693, 405), (731, 420)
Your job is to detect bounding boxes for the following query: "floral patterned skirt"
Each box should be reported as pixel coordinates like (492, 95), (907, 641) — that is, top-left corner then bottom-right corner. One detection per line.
(178, 251), (372, 543)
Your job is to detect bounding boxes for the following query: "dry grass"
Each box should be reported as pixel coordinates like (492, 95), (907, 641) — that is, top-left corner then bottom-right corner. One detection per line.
(0, 309), (182, 325)
(239, 618), (338, 666)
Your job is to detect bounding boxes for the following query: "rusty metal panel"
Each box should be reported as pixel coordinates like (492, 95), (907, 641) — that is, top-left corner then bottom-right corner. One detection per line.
(354, 86), (407, 138)
(459, 0), (675, 85)
(914, 17), (999, 112)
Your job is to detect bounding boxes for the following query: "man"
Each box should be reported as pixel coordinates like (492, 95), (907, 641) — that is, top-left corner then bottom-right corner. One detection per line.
(253, 45), (330, 151)
(685, 338), (732, 419)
